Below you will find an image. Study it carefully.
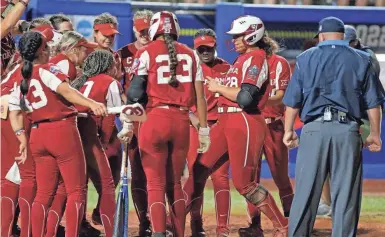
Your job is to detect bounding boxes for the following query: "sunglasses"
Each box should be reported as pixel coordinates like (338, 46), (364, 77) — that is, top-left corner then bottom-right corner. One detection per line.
(197, 46), (215, 54)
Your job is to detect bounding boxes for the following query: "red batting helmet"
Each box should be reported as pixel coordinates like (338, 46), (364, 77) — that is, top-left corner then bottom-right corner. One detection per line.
(148, 11), (180, 41)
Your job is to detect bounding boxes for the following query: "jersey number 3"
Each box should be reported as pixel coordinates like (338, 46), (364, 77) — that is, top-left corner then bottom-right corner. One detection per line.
(156, 54), (193, 84)
(29, 79), (48, 110)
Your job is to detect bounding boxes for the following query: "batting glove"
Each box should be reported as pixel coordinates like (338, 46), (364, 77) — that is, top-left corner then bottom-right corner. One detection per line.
(197, 127), (210, 153)
(117, 120), (134, 144)
(119, 112), (130, 123)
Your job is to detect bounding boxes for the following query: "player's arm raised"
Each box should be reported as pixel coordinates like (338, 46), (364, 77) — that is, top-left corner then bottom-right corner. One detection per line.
(57, 82), (107, 116)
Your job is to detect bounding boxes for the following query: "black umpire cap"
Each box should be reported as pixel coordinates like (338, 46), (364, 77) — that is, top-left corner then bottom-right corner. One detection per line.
(314, 16), (345, 38)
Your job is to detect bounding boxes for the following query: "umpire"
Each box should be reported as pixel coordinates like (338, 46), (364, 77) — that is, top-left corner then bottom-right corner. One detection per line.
(282, 16), (385, 237)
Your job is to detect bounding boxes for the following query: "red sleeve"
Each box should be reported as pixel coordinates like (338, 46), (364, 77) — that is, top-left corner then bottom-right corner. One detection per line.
(242, 56), (268, 88)
(98, 114), (116, 146)
(276, 58), (291, 91)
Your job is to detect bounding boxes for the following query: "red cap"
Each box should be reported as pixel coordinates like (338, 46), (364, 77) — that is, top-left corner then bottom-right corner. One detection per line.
(32, 25), (55, 42)
(74, 38), (98, 49)
(134, 18), (150, 32)
(94, 23), (121, 36)
(194, 35), (216, 49)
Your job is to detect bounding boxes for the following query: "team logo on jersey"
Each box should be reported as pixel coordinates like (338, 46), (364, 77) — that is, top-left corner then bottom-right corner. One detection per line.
(49, 65), (61, 75)
(281, 80), (289, 87)
(247, 65), (259, 79)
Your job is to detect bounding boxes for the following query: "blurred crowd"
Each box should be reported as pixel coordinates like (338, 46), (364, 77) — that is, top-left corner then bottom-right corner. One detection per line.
(147, 0), (385, 7)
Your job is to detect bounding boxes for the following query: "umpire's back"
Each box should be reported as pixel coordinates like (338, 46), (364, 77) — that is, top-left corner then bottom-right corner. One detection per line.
(296, 40), (371, 121)
(283, 16), (385, 237)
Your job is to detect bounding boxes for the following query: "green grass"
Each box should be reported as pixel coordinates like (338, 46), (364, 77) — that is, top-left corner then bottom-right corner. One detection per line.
(86, 183), (385, 221)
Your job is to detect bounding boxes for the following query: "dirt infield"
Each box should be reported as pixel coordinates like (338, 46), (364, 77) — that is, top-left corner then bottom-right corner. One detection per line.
(124, 214), (385, 237)
(85, 178), (385, 237)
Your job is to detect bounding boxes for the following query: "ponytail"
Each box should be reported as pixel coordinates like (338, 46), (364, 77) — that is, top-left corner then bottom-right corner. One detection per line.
(255, 36), (280, 56)
(71, 50), (114, 90)
(164, 34), (178, 87)
(18, 31), (44, 111)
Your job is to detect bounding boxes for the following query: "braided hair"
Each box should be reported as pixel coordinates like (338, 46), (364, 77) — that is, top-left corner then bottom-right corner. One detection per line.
(71, 50), (114, 90)
(164, 34), (178, 87)
(18, 31), (44, 111)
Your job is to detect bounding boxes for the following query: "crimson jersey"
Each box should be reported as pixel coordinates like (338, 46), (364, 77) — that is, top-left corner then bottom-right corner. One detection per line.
(1, 34), (16, 77)
(218, 49), (270, 112)
(1, 64), (22, 95)
(50, 53), (77, 81)
(191, 57), (230, 121)
(262, 54), (291, 118)
(76, 74), (122, 113)
(117, 43), (138, 92)
(132, 40), (203, 109)
(8, 64), (76, 123)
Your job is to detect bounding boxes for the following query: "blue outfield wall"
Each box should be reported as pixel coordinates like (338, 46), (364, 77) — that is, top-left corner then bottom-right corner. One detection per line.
(32, 1), (385, 179)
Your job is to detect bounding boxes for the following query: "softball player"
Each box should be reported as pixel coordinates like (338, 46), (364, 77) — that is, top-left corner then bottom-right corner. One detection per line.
(125, 11), (209, 237)
(184, 29), (231, 237)
(1, 26), (56, 237)
(92, 12), (124, 225)
(8, 31), (107, 237)
(1, 64), (36, 237)
(239, 36), (293, 237)
(117, 9), (154, 236)
(44, 32), (102, 237)
(72, 50), (124, 237)
(185, 16), (288, 237)
(50, 31), (97, 82)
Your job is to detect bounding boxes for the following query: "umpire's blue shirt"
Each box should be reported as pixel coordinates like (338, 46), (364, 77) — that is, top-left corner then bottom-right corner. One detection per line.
(283, 40), (385, 123)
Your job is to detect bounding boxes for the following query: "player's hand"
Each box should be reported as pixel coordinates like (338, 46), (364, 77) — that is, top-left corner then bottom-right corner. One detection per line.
(117, 121), (134, 144)
(90, 102), (108, 117)
(206, 76), (221, 93)
(283, 130), (299, 149)
(15, 142), (27, 165)
(197, 127), (210, 153)
(119, 113), (130, 123)
(365, 133), (382, 152)
(189, 112), (200, 130)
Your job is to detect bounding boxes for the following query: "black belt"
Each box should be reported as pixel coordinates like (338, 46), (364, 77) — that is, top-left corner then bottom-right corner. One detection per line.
(306, 108), (361, 125)
(32, 114), (76, 128)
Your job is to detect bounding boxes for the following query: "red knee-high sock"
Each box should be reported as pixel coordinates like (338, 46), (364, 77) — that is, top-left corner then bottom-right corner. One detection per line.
(44, 194), (66, 237)
(213, 186), (230, 232)
(167, 185), (186, 237)
(65, 200), (85, 237)
(99, 191), (115, 237)
(279, 186), (294, 215)
(31, 202), (49, 237)
(1, 183), (19, 237)
(18, 181), (36, 237)
(148, 189), (167, 233)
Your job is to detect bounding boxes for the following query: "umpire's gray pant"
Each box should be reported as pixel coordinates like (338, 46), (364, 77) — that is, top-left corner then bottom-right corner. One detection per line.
(289, 120), (362, 237)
